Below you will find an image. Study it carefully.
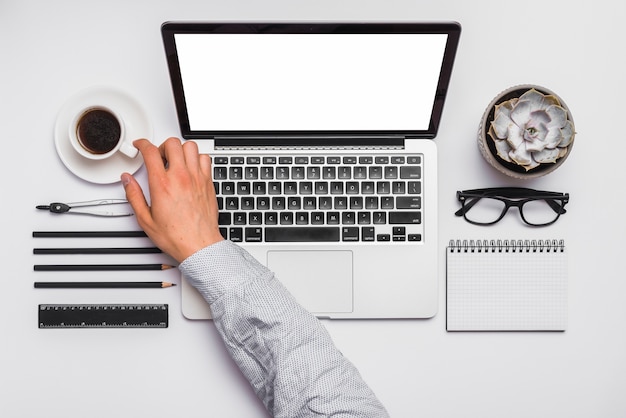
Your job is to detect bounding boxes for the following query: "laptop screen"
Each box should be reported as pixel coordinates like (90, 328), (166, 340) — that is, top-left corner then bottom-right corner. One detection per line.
(162, 22), (461, 141)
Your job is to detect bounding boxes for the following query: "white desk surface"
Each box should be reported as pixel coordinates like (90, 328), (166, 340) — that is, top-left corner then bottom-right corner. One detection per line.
(2, 1), (625, 417)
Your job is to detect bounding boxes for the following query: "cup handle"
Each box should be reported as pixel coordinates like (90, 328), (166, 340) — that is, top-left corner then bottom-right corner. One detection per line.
(119, 139), (139, 159)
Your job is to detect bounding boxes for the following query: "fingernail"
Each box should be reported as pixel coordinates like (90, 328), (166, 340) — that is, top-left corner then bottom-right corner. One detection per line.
(121, 173), (131, 186)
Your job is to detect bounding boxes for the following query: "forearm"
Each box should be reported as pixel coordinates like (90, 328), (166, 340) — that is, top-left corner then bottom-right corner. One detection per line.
(179, 240), (388, 418)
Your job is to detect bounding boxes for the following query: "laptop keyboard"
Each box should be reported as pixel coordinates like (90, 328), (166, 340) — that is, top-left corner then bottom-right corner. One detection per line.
(213, 154), (423, 243)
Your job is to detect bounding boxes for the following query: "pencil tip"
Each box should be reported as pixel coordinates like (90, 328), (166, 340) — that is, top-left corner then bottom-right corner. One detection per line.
(162, 264), (177, 270)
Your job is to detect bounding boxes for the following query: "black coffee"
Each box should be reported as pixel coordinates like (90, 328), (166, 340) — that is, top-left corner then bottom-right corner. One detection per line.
(76, 109), (121, 154)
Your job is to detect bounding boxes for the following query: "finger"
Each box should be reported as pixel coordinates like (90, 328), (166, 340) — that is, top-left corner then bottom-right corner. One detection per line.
(158, 137), (185, 169)
(182, 140), (200, 172)
(121, 172), (153, 229)
(134, 139), (166, 178)
(199, 153), (212, 179)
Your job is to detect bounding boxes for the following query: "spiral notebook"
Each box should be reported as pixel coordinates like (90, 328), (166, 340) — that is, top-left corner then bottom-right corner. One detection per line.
(446, 239), (568, 331)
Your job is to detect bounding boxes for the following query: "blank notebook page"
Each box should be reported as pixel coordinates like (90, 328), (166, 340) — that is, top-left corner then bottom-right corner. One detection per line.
(446, 240), (568, 331)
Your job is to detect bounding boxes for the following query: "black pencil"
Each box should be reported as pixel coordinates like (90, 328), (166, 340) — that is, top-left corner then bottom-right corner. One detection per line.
(33, 247), (162, 255)
(34, 264), (176, 272)
(34, 281), (176, 289)
(32, 231), (148, 238)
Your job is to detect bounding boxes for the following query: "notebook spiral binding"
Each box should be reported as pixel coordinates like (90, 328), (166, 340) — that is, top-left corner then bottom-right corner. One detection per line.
(448, 239), (565, 253)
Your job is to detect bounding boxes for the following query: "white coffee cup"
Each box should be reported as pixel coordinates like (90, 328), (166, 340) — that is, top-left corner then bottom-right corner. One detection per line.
(69, 105), (138, 160)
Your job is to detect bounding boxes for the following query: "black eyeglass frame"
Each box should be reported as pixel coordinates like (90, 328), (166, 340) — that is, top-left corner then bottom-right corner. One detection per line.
(455, 187), (569, 226)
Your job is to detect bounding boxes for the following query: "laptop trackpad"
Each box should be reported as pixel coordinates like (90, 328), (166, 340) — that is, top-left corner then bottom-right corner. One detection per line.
(267, 250), (353, 313)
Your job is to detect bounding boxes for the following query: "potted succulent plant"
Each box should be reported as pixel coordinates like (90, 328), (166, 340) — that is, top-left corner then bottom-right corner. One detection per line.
(478, 84), (575, 178)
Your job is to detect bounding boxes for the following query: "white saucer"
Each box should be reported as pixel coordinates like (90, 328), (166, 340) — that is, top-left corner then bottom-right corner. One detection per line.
(54, 86), (152, 184)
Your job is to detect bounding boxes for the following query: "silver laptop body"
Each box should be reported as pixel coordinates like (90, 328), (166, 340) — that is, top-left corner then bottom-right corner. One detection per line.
(161, 22), (461, 319)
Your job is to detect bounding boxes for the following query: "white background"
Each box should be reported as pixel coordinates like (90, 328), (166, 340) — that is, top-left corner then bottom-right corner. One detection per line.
(1, 1), (625, 417)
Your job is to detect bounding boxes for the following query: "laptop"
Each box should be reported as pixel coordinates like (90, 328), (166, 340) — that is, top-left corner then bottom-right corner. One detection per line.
(161, 21), (461, 319)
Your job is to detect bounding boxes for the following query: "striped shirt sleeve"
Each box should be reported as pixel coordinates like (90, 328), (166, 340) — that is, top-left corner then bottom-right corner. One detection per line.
(179, 239), (389, 418)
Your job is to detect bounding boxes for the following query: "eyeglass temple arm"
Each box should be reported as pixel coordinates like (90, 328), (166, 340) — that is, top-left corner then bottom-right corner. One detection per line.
(545, 198), (568, 214)
(454, 194), (481, 216)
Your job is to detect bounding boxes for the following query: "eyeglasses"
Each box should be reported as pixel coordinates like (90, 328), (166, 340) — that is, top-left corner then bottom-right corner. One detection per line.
(455, 187), (569, 226)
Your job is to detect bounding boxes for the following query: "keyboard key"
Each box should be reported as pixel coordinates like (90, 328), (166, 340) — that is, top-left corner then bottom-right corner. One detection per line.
(389, 211), (421, 224)
(265, 212), (278, 225)
(346, 182), (359, 194)
(253, 182), (266, 195)
(291, 166), (305, 179)
(237, 182), (251, 194)
(218, 212), (231, 225)
(400, 166), (421, 179)
(241, 197), (254, 210)
(315, 181), (329, 194)
(311, 212), (324, 225)
(408, 234), (422, 241)
(354, 166), (367, 179)
(384, 166), (398, 179)
(365, 196), (378, 209)
(369, 166), (383, 179)
(296, 212), (309, 225)
(338, 166), (352, 179)
(222, 182), (235, 195)
(265, 227), (340, 242)
(214, 167), (227, 180)
(276, 167), (289, 179)
(280, 212), (293, 225)
(327, 212), (340, 224)
(249, 212), (262, 225)
(358, 212), (371, 224)
(272, 197), (286, 210)
(408, 181), (422, 194)
(392, 181), (405, 194)
(299, 182), (313, 194)
(245, 227), (262, 242)
(229, 227), (243, 242)
(229, 167), (243, 179)
(284, 182), (298, 195)
(257, 197), (270, 210)
(307, 166), (321, 179)
(261, 166), (274, 179)
(397, 196), (421, 209)
(342, 227), (359, 241)
(342, 212), (356, 225)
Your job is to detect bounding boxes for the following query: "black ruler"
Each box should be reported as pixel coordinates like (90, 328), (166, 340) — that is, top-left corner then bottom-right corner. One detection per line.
(38, 304), (168, 329)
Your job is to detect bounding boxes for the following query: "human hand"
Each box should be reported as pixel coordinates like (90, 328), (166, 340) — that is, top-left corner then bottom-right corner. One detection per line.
(121, 137), (224, 263)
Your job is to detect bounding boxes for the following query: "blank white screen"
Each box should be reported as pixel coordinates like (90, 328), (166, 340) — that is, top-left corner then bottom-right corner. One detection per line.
(175, 33), (448, 131)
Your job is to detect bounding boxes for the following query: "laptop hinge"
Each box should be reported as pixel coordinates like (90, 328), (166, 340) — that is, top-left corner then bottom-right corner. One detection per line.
(213, 135), (406, 149)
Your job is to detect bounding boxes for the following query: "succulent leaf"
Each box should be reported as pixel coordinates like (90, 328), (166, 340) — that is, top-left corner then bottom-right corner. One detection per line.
(487, 87), (573, 171)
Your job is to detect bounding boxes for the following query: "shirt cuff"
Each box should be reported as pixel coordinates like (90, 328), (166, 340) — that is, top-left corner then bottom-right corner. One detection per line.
(178, 239), (272, 305)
